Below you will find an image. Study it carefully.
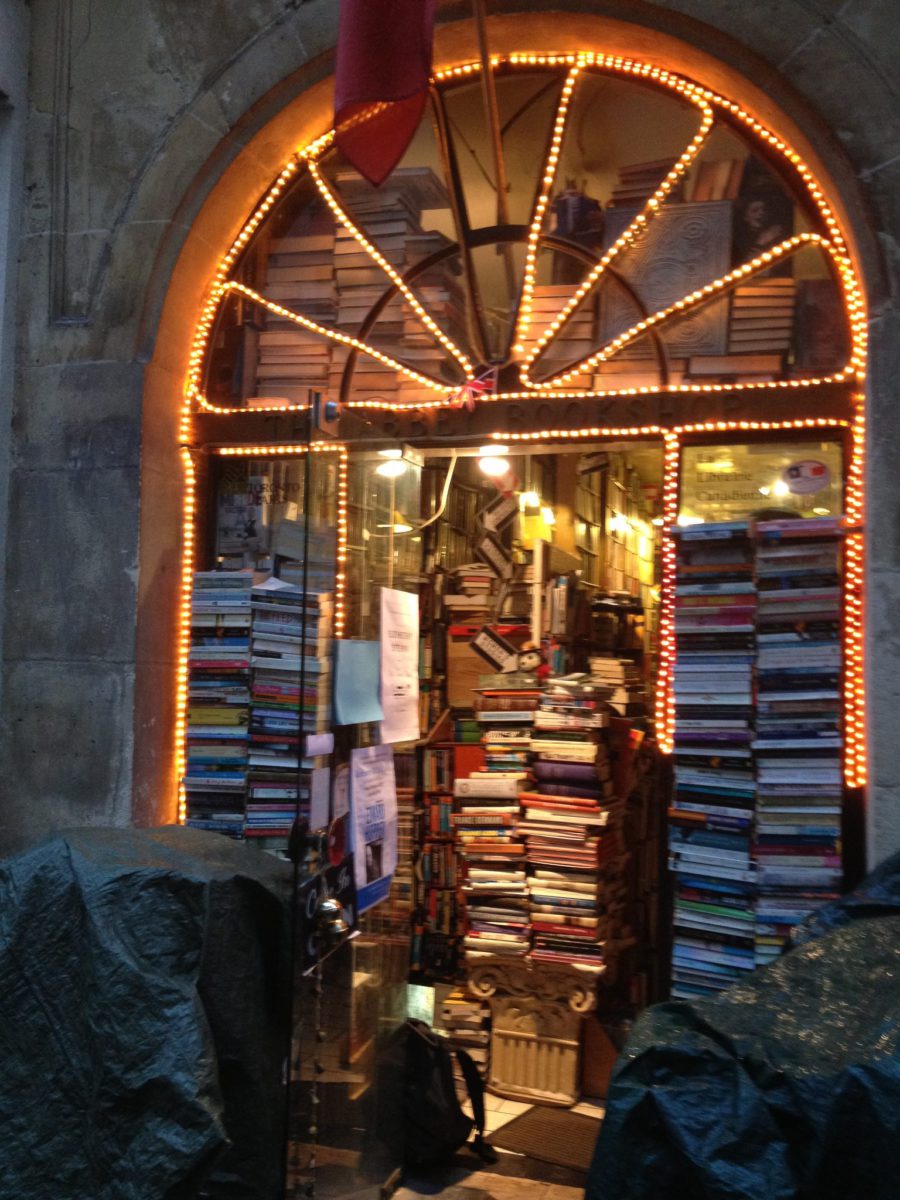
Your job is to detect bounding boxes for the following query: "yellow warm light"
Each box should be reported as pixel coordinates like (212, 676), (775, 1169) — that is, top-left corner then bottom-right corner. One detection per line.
(223, 281), (455, 395)
(843, 395), (866, 787)
(181, 50), (866, 423)
(176, 49), (868, 801)
(175, 447), (198, 823)
(656, 431), (681, 755)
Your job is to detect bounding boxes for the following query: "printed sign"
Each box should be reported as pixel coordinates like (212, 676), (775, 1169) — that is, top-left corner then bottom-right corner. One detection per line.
(475, 531), (514, 579)
(380, 588), (420, 743)
(349, 745), (398, 913)
(478, 490), (519, 534)
(469, 625), (520, 673)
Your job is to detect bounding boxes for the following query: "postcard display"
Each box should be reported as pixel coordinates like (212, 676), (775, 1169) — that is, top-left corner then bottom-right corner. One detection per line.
(669, 517), (844, 999)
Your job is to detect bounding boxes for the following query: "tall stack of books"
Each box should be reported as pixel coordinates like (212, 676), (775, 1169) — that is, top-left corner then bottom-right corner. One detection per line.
(752, 516), (843, 963)
(523, 681), (624, 976)
(184, 571), (253, 837)
(246, 579), (332, 844)
(588, 656), (647, 717)
(331, 167), (464, 406)
(438, 989), (491, 1083)
(252, 233), (336, 404)
(668, 521), (758, 998)
(455, 771), (530, 961)
(727, 278), (796, 356)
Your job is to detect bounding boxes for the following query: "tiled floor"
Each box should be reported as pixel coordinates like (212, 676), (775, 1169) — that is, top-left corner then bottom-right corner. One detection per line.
(476, 1089), (605, 1135)
(397, 1091), (606, 1200)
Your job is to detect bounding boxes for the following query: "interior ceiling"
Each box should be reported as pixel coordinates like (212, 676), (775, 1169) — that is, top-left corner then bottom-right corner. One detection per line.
(424, 439), (665, 488)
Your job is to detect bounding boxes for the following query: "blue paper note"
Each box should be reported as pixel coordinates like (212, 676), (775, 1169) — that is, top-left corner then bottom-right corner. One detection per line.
(333, 639), (384, 725)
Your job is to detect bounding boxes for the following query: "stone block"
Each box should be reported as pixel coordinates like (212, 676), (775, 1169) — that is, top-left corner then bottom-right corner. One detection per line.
(778, 23), (900, 171)
(125, 92), (234, 227)
(13, 361), (143, 472)
(0, 659), (135, 858)
(135, 463), (187, 670)
(830, 0), (900, 97)
(868, 785), (900, 867)
(140, 359), (185, 481)
(131, 657), (180, 829)
(646, 0), (831, 66)
(864, 308), (900, 567)
(865, 569), (900, 791)
(3, 466), (140, 663)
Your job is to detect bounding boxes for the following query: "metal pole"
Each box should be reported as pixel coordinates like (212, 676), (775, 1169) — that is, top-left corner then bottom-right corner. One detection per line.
(472, 0), (518, 303)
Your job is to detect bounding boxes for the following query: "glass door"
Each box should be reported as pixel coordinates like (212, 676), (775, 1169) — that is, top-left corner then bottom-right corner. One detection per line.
(285, 442), (423, 1200)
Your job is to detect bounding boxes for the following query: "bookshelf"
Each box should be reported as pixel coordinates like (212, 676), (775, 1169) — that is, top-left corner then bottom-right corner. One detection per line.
(410, 712), (485, 980)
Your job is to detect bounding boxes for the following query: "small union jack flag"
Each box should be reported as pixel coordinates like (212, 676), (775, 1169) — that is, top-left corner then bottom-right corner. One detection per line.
(449, 368), (496, 411)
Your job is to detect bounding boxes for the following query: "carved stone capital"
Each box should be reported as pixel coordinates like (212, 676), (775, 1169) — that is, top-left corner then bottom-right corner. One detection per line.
(466, 955), (599, 1013)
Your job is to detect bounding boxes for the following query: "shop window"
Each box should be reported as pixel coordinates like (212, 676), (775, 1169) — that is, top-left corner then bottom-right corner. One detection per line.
(679, 440), (844, 525)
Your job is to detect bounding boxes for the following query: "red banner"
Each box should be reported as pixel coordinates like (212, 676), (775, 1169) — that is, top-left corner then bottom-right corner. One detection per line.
(334, 0), (437, 186)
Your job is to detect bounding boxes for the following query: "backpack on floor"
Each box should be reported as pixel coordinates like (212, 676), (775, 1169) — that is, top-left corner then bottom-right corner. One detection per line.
(402, 1017), (488, 1169)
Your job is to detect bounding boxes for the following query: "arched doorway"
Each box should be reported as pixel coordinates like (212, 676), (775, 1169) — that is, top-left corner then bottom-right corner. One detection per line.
(146, 24), (869, 1198)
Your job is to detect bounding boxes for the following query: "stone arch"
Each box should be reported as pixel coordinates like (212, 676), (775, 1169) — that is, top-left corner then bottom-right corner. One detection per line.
(132, 2), (897, 857)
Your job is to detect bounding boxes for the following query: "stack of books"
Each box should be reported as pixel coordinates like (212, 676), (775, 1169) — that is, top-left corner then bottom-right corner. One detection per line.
(668, 521), (759, 998)
(518, 284), (596, 388)
(727, 278), (796, 356)
(184, 572), (253, 837)
(609, 157), (680, 207)
(246, 579), (333, 844)
(588, 656), (647, 717)
(251, 232), (337, 405)
(438, 989), (491, 1083)
(331, 167), (465, 406)
(454, 771), (530, 960)
(476, 674), (540, 775)
(523, 684), (624, 976)
(752, 516), (843, 963)
(443, 563), (496, 618)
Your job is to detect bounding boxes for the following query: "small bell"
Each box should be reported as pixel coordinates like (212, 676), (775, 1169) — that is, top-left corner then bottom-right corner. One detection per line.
(315, 896), (349, 948)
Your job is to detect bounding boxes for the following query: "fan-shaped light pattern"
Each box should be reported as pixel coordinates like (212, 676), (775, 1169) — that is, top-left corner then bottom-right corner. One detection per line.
(526, 238), (850, 390)
(183, 50), (866, 430)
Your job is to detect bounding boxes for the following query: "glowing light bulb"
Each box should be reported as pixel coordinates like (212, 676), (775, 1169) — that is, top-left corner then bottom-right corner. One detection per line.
(375, 458), (407, 478)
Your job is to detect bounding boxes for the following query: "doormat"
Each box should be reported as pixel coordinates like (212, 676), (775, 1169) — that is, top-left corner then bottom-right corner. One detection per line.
(487, 1106), (602, 1171)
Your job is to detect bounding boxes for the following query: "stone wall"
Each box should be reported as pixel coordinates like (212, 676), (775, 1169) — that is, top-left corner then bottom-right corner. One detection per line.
(1, 0), (897, 858)
(0, 1), (29, 831)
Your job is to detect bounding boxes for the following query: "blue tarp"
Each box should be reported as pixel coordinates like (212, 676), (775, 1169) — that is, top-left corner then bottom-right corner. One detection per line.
(0, 826), (291, 1200)
(587, 852), (900, 1200)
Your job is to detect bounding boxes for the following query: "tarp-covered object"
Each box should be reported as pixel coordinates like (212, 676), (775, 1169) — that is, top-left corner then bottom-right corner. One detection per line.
(587, 852), (900, 1200)
(0, 825), (292, 1200)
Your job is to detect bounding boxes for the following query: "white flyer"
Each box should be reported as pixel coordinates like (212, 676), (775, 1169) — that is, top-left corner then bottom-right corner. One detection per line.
(349, 744), (398, 913)
(379, 587), (420, 744)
